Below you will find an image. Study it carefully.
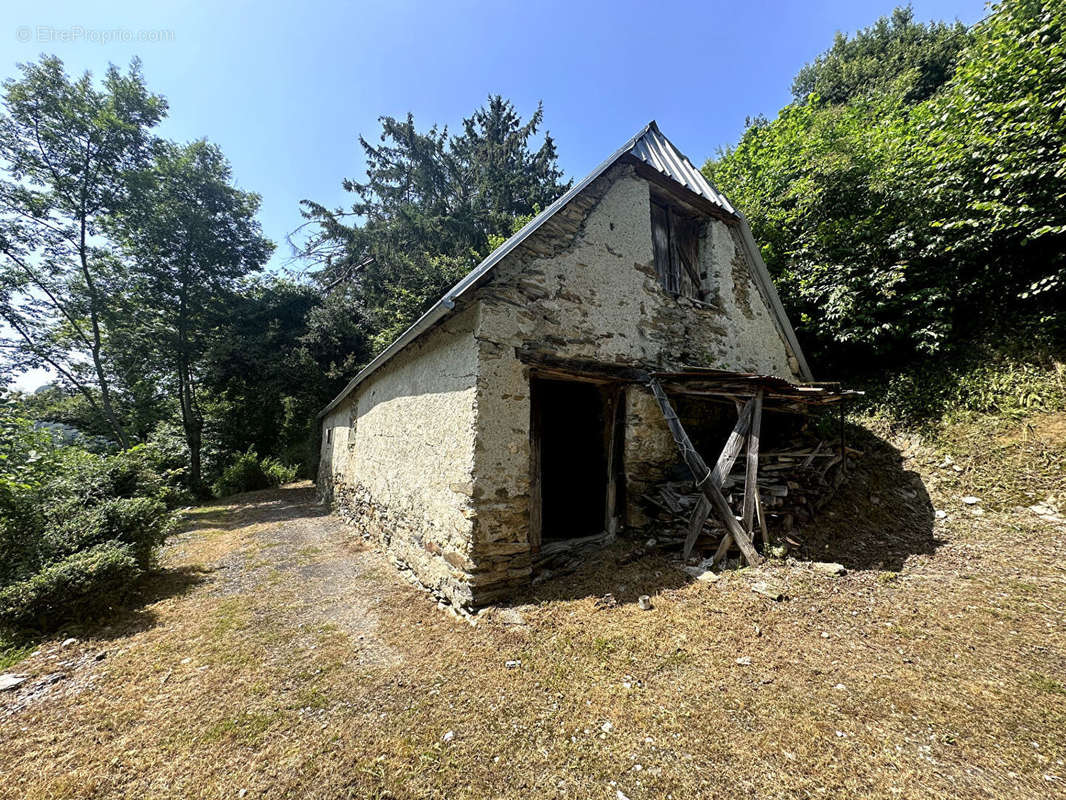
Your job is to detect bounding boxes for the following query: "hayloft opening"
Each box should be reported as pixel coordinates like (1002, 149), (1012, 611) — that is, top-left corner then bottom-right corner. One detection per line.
(531, 377), (609, 545)
(650, 196), (705, 300)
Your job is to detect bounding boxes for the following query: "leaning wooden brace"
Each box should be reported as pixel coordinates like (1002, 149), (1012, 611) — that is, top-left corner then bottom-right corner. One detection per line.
(647, 379), (762, 566)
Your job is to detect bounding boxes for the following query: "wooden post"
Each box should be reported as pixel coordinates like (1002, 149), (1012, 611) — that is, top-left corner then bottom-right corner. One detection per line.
(755, 488), (771, 549)
(529, 379), (543, 552)
(716, 389), (765, 566)
(603, 386), (620, 534)
(741, 389), (764, 534)
(647, 379), (762, 566)
(682, 396), (755, 560)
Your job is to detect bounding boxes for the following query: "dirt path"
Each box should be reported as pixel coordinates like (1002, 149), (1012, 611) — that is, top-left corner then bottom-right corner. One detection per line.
(1, 465), (1065, 799)
(180, 486), (403, 666)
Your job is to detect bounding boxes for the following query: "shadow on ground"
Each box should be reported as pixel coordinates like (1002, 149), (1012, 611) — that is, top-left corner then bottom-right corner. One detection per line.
(798, 423), (941, 572)
(57, 565), (209, 643)
(181, 485), (329, 534)
(518, 543), (692, 608)
(511, 423), (939, 606)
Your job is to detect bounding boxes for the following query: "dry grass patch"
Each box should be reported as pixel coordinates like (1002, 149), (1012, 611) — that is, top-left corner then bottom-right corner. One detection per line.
(1, 422), (1065, 799)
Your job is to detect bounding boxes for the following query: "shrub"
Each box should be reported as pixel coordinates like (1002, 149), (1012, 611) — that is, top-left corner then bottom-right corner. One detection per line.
(859, 349), (1066, 425)
(260, 456), (298, 487)
(0, 402), (176, 630)
(0, 543), (142, 629)
(43, 496), (172, 569)
(213, 450), (270, 497)
(212, 450), (298, 497)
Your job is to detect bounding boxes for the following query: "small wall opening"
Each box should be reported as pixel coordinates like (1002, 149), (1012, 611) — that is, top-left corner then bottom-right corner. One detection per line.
(531, 377), (608, 544)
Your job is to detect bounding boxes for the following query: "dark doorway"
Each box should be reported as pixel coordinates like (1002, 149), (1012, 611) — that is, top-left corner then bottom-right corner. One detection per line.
(531, 377), (609, 545)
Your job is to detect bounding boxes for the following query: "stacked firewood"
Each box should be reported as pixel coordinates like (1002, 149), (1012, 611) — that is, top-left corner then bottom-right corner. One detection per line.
(642, 437), (847, 551)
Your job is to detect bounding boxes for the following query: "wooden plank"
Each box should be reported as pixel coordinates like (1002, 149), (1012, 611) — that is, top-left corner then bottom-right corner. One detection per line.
(801, 440), (824, 468)
(741, 389), (764, 533)
(681, 396), (755, 560)
(647, 379), (762, 566)
(685, 497), (712, 561)
(755, 487), (771, 549)
(529, 379), (544, 553)
(650, 200), (676, 293)
(715, 389), (764, 567)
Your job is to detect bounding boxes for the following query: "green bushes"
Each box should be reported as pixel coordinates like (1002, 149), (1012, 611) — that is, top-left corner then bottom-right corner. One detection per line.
(0, 402), (177, 631)
(704, 0), (1066, 371)
(858, 345), (1066, 425)
(0, 543), (142, 629)
(212, 449), (298, 497)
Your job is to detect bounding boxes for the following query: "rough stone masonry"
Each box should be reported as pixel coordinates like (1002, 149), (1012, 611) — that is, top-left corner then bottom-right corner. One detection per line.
(319, 156), (803, 609)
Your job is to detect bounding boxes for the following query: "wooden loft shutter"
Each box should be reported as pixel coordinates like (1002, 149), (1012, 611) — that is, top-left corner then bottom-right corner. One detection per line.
(651, 198), (704, 300)
(674, 214), (703, 300)
(650, 200), (678, 294)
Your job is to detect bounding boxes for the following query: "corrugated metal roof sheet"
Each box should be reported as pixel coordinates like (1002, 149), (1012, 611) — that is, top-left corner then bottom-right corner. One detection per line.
(319, 121), (810, 418)
(630, 126), (736, 214)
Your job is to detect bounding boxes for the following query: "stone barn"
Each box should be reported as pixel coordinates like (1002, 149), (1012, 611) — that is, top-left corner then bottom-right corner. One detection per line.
(318, 121), (835, 609)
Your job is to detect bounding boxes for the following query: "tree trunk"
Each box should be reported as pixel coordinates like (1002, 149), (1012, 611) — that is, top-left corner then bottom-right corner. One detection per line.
(177, 353), (204, 494)
(176, 283), (204, 495)
(77, 197), (129, 449)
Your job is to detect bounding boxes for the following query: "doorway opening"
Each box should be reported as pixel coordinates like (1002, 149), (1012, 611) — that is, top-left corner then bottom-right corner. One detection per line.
(530, 376), (615, 547)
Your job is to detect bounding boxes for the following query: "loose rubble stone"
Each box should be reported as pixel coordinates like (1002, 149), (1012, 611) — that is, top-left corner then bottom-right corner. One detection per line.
(683, 565), (720, 583)
(442, 730), (455, 743)
(812, 562), (846, 577)
(595, 593), (617, 609)
(961, 496), (980, 505)
(505, 659), (521, 669)
(494, 607), (526, 626)
(935, 509), (947, 519)
(0, 674), (27, 691)
(735, 656), (752, 666)
(751, 581), (785, 601)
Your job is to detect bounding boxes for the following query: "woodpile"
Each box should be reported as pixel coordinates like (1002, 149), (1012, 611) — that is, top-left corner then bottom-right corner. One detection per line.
(642, 436), (848, 556)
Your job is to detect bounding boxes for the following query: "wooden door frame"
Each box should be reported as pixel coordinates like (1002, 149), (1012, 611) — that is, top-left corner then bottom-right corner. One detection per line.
(528, 372), (623, 554)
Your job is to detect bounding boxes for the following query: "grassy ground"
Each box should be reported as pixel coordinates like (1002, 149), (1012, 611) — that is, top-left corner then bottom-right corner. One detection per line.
(1, 413), (1064, 799)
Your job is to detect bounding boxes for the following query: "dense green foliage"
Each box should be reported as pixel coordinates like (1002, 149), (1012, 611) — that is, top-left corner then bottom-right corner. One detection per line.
(108, 139), (274, 490)
(0, 543), (143, 630)
(791, 7), (971, 104)
(212, 449), (298, 498)
(299, 96), (569, 353)
(0, 57), (166, 447)
(0, 401), (177, 629)
(705, 0), (1066, 377)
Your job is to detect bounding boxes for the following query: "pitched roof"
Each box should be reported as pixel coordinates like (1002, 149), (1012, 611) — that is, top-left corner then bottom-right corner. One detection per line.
(319, 122), (811, 418)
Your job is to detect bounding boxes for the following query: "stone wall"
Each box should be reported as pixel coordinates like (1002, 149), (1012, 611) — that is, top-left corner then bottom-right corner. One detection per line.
(318, 307), (481, 607)
(468, 164), (803, 569)
(319, 164), (805, 607)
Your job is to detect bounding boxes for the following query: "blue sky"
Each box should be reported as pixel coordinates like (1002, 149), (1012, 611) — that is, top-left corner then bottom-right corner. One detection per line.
(3, 0), (987, 276)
